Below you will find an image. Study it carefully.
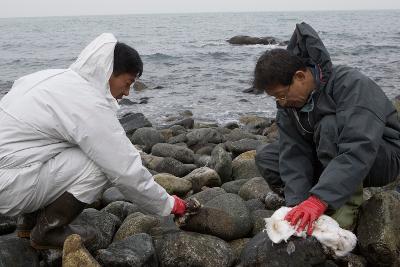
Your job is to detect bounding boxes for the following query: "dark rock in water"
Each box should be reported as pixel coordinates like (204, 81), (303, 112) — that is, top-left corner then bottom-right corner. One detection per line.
(224, 128), (257, 142)
(39, 249), (62, 267)
(118, 98), (137, 105)
(72, 208), (121, 253)
(186, 128), (224, 146)
(239, 177), (272, 201)
(227, 35), (278, 45)
(153, 173), (192, 196)
(153, 85), (164, 89)
(225, 138), (263, 155)
(0, 234), (39, 266)
(357, 191), (400, 267)
(119, 113), (152, 135)
(224, 121), (239, 129)
(244, 199), (265, 213)
(221, 179), (248, 194)
(183, 167), (222, 193)
(239, 115), (272, 135)
(130, 127), (165, 153)
(0, 215), (16, 235)
(250, 209), (274, 236)
(240, 232), (326, 267)
(186, 187), (226, 205)
(264, 191), (285, 210)
(153, 231), (234, 267)
(151, 143), (194, 164)
(184, 193), (252, 240)
(154, 157), (197, 177)
(242, 87), (264, 94)
(102, 201), (141, 222)
(102, 186), (128, 206)
(232, 150), (261, 180)
(229, 238), (251, 265)
(114, 212), (160, 242)
(96, 233), (158, 267)
(210, 146), (232, 184)
(167, 133), (188, 144)
(133, 80), (148, 91)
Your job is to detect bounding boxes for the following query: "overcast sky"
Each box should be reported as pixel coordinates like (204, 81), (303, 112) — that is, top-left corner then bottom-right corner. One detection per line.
(1, 0), (399, 18)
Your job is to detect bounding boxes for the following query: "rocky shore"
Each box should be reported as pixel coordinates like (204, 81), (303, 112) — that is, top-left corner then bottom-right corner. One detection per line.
(0, 97), (399, 267)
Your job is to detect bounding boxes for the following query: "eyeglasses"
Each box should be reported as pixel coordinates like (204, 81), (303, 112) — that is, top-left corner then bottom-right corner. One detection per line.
(273, 83), (291, 103)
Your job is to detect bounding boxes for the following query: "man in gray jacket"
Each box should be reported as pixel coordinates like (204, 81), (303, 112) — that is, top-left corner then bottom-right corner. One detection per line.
(254, 22), (400, 233)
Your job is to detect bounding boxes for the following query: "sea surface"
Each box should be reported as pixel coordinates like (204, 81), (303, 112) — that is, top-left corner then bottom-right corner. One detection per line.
(0, 10), (399, 125)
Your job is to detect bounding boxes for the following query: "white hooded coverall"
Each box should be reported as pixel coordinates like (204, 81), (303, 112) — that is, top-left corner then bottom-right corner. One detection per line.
(0, 33), (174, 216)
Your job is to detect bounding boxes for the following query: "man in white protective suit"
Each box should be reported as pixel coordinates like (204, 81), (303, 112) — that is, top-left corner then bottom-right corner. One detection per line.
(0, 33), (187, 249)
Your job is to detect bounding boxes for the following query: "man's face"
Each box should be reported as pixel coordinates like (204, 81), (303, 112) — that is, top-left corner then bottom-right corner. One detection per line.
(266, 69), (315, 108)
(109, 73), (137, 100)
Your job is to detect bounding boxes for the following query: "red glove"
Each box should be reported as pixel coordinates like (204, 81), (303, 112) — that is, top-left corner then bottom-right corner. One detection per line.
(284, 195), (327, 235)
(171, 195), (186, 216)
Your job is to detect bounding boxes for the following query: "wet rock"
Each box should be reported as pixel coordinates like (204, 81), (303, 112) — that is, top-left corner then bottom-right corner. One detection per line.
(232, 150), (261, 180)
(224, 128), (257, 142)
(39, 249), (63, 267)
(102, 201), (141, 222)
(154, 173), (192, 196)
(0, 215), (16, 235)
(210, 146), (232, 184)
(229, 238), (250, 265)
(264, 191), (286, 210)
(239, 115), (272, 135)
(184, 193), (252, 240)
(250, 209), (274, 236)
(227, 35), (278, 45)
(102, 186), (128, 206)
(133, 80), (148, 91)
(239, 177), (272, 200)
(72, 208), (121, 252)
(186, 128), (224, 146)
(183, 167), (222, 193)
(114, 212), (159, 242)
(357, 191), (400, 267)
(130, 127), (165, 153)
(225, 138), (263, 155)
(96, 233), (158, 267)
(186, 187), (226, 205)
(153, 157), (197, 177)
(62, 234), (100, 267)
(193, 154), (212, 167)
(221, 179), (248, 194)
(0, 234), (39, 266)
(244, 199), (265, 213)
(119, 113), (152, 135)
(240, 232), (326, 267)
(167, 133), (188, 144)
(153, 231), (234, 267)
(152, 143), (194, 163)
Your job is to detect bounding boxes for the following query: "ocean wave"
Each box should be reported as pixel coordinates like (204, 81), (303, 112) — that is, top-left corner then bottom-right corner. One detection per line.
(142, 53), (180, 61)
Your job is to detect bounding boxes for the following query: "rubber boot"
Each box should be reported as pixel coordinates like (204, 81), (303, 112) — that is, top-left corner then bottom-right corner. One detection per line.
(30, 192), (95, 250)
(16, 211), (38, 238)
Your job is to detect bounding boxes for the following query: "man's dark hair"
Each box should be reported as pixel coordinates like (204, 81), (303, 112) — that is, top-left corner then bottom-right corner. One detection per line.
(113, 42), (143, 77)
(253, 48), (306, 92)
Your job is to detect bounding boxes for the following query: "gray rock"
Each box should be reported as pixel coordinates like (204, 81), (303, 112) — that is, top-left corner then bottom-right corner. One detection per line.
(0, 234), (39, 266)
(227, 35), (278, 45)
(239, 115), (272, 135)
(244, 199), (265, 213)
(186, 187), (226, 205)
(194, 121), (219, 128)
(169, 125), (187, 136)
(229, 238), (250, 265)
(96, 233), (158, 267)
(224, 122), (239, 129)
(159, 128), (173, 142)
(250, 209), (274, 236)
(154, 157), (197, 177)
(154, 173), (192, 196)
(195, 145), (215, 155)
(357, 191), (400, 267)
(190, 143), (217, 154)
(240, 232), (326, 267)
(232, 150), (261, 180)
(119, 113), (152, 135)
(0, 215), (16, 235)
(153, 231), (234, 267)
(264, 191), (286, 210)
(186, 128), (224, 146)
(239, 177), (272, 200)
(39, 249), (62, 267)
(225, 138), (263, 155)
(114, 212), (160, 242)
(102, 201), (141, 222)
(133, 80), (148, 91)
(167, 133), (188, 144)
(102, 187), (128, 206)
(152, 143), (194, 163)
(140, 153), (164, 171)
(183, 167), (222, 193)
(223, 128), (257, 142)
(221, 179), (248, 194)
(210, 146), (232, 184)
(184, 193), (252, 240)
(170, 117), (194, 129)
(193, 154), (212, 167)
(130, 127), (165, 153)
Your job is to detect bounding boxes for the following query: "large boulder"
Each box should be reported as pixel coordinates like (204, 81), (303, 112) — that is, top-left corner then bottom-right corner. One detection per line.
(153, 157), (197, 177)
(151, 143), (194, 163)
(154, 173), (192, 196)
(239, 177), (272, 200)
(0, 234), (39, 266)
(232, 150), (261, 180)
(62, 234), (100, 267)
(240, 232), (326, 266)
(357, 191), (400, 266)
(186, 128), (224, 146)
(96, 233), (158, 267)
(0, 215), (16, 235)
(119, 113), (152, 135)
(153, 231), (234, 267)
(130, 127), (165, 153)
(102, 201), (141, 222)
(183, 167), (222, 193)
(114, 212), (160, 242)
(210, 146), (232, 183)
(183, 193), (252, 240)
(227, 35), (278, 45)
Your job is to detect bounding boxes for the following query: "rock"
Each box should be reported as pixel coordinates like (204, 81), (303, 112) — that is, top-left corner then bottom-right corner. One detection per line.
(194, 121), (219, 128)
(210, 146), (232, 184)
(264, 191), (286, 210)
(227, 35), (278, 45)
(118, 98), (137, 105)
(153, 157), (197, 177)
(240, 232), (326, 267)
(357, 191), (400, 266)
(102, 201), (141, 222)
(114, 212), (160, 242)
(154, 173), (192, 196)
(195, 144), (215, 155)
(102, 187), (128, 206)
(167, 133), (188, 144)
(130, 127), (165, 153)
(239, 177), (272, 200)
(151, 143), (194, 163)
(0, 234), (39, 266)
(193, 154), (212, 167)
(62, 234), (100, 267)
(96, 233), (158, 267)
(186, 187), (226, 205)
(239, 116), (272, 135)
(153, 231), (234, 267)
(221, 179), (248, 194)
(170, 117), (194, 129)
(39, 249), (63, 267)
(0, 215), (16, 235)
(183, 167), (222, 193)
(232, 150), (261, 180)
(225, 138), (263, 155)
(229, 238), (250, 265)
(242, 87), (264, 94)
(72, 208), (121, 252)
(169, 125), (187, 136)
(140, 153), (164, 170)
(224, 121), (239, 129)
(250, 210), (274, 236)
(244, 199), (266, 213)
(119, 113), (152, 135)
(334, 253), (368, 267)
(184, 193), (252, 240)
(224, 128), (257, 142)
(393, 95), (400, 113)
(186, 128), (224, 146)
(133, 80), (148, 91)
(264, 122), (279, 142)
(159, 128), (173, 141)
